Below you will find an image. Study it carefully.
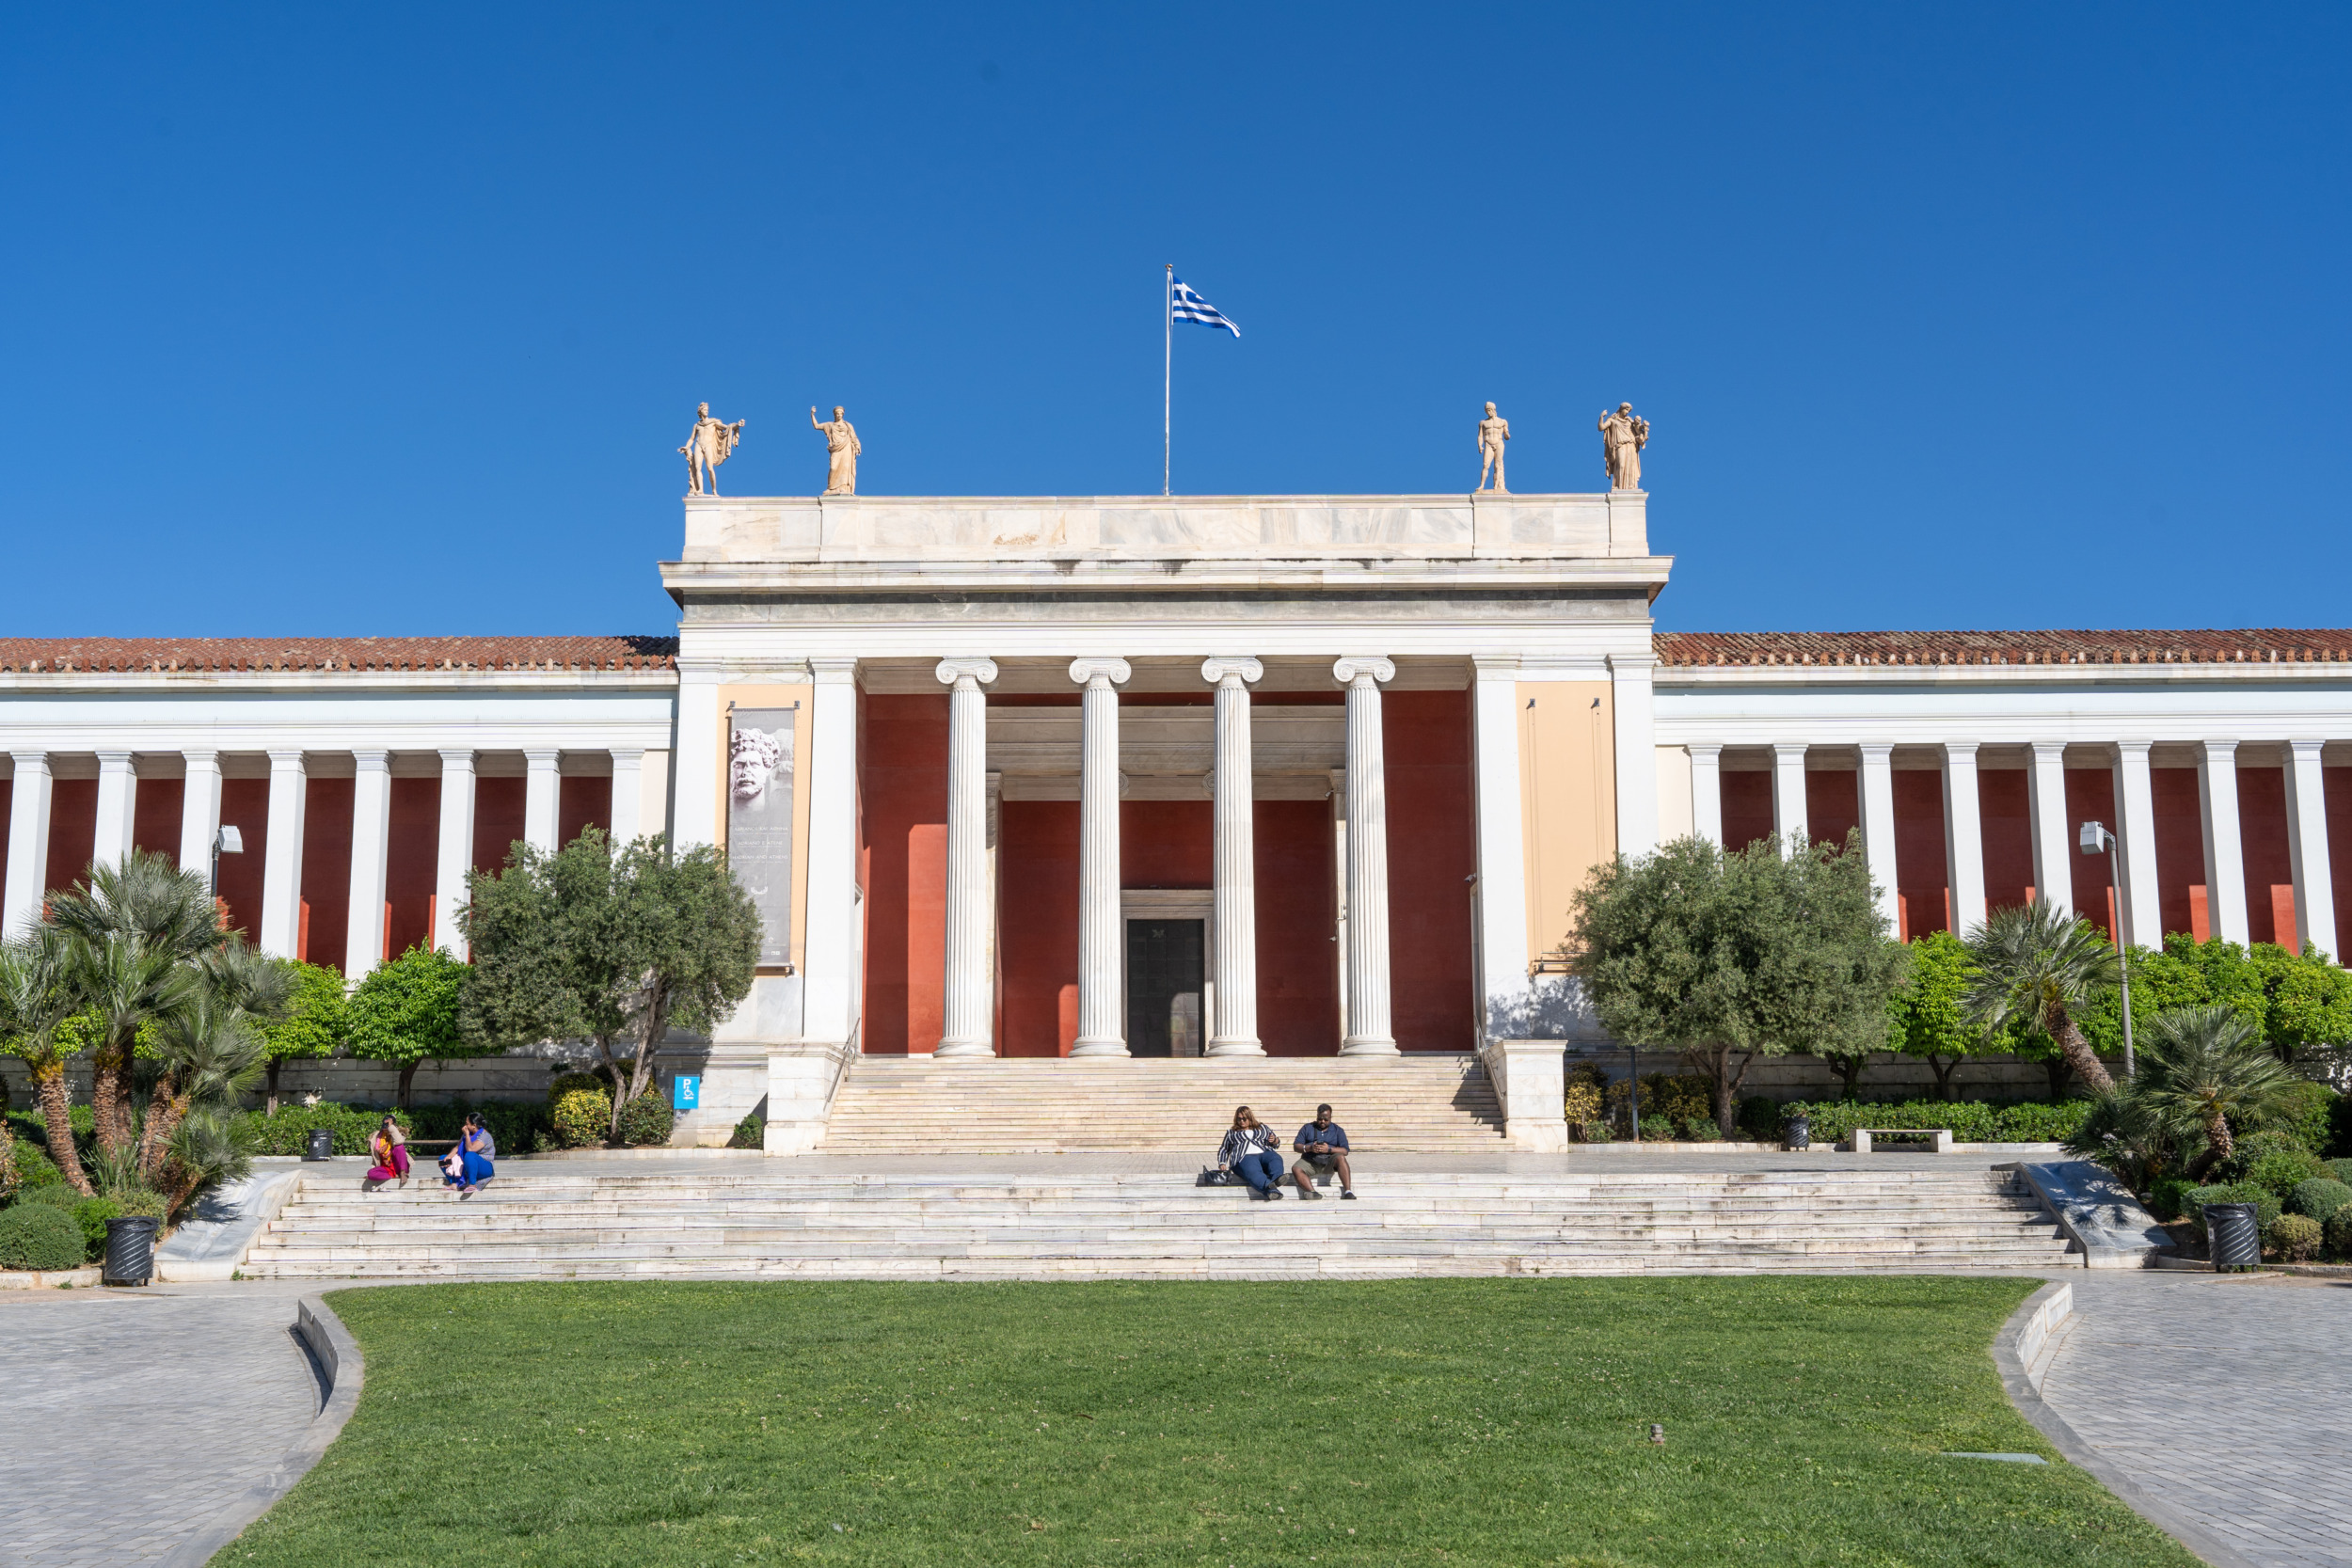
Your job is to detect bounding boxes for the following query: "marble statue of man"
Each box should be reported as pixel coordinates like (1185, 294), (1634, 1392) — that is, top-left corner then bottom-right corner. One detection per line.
(679, 402), (745, 497)
(810, 405), (861, 497)
(1597, 402), (1649, 491)
(1477, 402), (1511, 493)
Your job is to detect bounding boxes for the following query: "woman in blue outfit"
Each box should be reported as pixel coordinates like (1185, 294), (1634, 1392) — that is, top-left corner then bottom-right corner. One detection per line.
(442, 1112), (496, 1196)
(1215, 1106), (1286, 1200)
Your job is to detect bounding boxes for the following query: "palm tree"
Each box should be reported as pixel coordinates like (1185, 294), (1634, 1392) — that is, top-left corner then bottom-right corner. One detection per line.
(0, 930), (94, 1195)
(1963, 899), (2119, 1095)
(2125, 1004), (2296, 1175)
(47, 852), (221, 1155)
(136, 993), (265, 1185)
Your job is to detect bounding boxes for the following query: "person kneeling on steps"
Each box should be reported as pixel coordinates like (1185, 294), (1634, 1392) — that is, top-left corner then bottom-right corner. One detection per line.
(1216, 1106), (1287, 1200)
(1292, 1103), (1355, 1199)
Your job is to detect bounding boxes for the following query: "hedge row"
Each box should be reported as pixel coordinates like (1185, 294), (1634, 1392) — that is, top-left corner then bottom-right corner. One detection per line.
(1759, 1098), (2091, 1145)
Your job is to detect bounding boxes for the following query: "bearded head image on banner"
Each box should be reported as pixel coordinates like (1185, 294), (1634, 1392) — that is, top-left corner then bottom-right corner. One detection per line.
(728, 708), (798, 967)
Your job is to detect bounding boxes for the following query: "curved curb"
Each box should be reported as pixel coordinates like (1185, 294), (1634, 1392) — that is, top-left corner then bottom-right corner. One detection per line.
(1993, 1281), (2251, 1568)
(155, 1293), (364, 1568)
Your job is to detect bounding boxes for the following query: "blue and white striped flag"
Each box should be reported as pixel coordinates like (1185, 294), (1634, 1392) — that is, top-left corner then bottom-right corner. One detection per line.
(1169, 275), (1240, 337)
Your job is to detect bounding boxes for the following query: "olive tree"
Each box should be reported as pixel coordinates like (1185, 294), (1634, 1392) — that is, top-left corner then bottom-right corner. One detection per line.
(345, 945), (477, 1106)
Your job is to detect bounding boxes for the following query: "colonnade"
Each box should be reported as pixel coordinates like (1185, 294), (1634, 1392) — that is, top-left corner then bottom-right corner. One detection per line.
(1683, 737), (2340, 958)
(928, 654), (1404, 1058)
(0, 746), (649, 971)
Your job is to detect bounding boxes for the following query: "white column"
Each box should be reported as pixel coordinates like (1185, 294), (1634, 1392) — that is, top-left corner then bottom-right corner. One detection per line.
(1329, 768), (1350, 1042)
(1943, 742), (1987, 935)
(1687, 745), (1724, 847)
(1202, 657), (1265, 1055)
(1608, 653), (1658, 858)
(609, 750), (645, 844)
(2284, 739), (2338, 958)
(672, 678), (723, 850)
(1068, 657), (1132, 1056)
(1470, 659), (1530, 1040)
(92, 752), (137, 871)
(2113, 742), (2161, 948)
(1335, 656), (1398, 1054)
(934, 657), (999, 1056)
(2200, 739), (2250, 945)
(802, 658), (863, 1048)
(433, 750), (476, 957)
(3, 753), (54, 938)
(523, 750), (562, 854)
(179, 750), (223, 883)
(1859, 743), (1899, 937)
(259, 751), (308, 959)
(344, 751), (392, 975)
(1771, 743), (1808, 852)
(2026, 741), (2073, 919)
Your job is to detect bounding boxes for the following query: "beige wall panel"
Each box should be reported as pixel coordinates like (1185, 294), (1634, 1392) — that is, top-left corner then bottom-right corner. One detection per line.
(1656, 745), (1693, 843)
(1518, 680), (1615, 968)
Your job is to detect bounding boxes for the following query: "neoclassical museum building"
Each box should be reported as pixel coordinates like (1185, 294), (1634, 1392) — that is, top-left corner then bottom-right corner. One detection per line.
(6, 483), (2350, 1143)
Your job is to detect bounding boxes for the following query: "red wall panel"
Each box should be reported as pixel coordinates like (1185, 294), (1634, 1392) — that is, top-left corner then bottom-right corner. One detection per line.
(1255, 800), (1339, 1055)
(42, 779), (97, 896)
(861, 694), (948, 1054)
(1720, 771), (1773, 853)
(299, 778), (354, 972)
(2151, 767), (2206, 941)
(216, 779), (270, 942)
(1892, 769), (1949, 940)
(2063, 768), (2120, 941)
(2327, 767), (2352, 960)
(387, 777), (440, 959)
(1804, 770), (1860, 851)
(2236, 767), (2295, 949)
(1385, 690), (1475, 1053)
(133, 778), (184, 865)
(1121, 800), (1212, 888)
(558, 774), (611, 850)
(472, 778), (526, 875)
(1979, 768), (2035, 913)
(997, 800), (1079, 1056)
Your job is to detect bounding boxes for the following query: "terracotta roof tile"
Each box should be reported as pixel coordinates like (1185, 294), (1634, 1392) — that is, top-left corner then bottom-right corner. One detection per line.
(0, 636), (678, 675)
(1651, 629), (2352, 669)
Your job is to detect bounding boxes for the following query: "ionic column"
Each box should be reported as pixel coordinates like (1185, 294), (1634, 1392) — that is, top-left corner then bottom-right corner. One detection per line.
(523, 750), (562, 854)
(1858, 743), (1899, 937)
(1771, 743), (1809, 852)
(433, 749), (477, 957)
(801, 658), (862, 1049)
(1687, 744), (1724, 847)
(2284, 740), (2338, 958)
(2112, 742), (2161, 947)
(2, 752), (55, 938)
(609, 750), (645, 844)
(2026, 742), (2073, 919)
(2200, 739), (2250, 945)
(1202, 657), (1264, 1055)
(92, 751), (138, 871)
(934, 657), (999, 1057)
(1069, 657), (1132, 1056)
(1334, 656), (1398, 1054)
(179, 751), (224, 887)
(259, 750), (309, 959)
(345, 751), (392, 975)
(1329, 767), (1350, 1041)
(1943, 742), (1987, 935)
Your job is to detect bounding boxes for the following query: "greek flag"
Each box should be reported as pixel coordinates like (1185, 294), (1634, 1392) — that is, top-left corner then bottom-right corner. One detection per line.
(1169, 275), (1240, 337)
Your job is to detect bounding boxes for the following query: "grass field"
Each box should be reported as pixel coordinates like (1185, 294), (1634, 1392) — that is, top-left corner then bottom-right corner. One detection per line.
(223, 1277), (2196, 1567)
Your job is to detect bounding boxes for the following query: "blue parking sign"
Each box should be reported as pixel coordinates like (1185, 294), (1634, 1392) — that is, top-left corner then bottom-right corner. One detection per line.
(673, 1074), (701, 1111)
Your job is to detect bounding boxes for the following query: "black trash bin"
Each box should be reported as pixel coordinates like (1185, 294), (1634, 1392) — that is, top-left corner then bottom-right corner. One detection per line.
(1781, 1113), (1811, 1152)
(103, 1215), (159, 1286)
(304, 1128), (335, 1161)
(2204, 1202), (2262, 1271)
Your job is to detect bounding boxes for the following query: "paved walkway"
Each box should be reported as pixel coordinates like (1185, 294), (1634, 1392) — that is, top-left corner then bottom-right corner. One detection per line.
(2041, 1273), (2352, 1568)
(0, 1282), (323, 1567)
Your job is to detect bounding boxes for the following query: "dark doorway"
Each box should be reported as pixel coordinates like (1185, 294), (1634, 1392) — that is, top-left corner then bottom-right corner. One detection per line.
(1125, 919), (1203, 1058)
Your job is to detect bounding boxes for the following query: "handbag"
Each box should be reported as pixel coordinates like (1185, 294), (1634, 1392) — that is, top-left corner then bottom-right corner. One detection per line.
(1196, 1167), (1239, 1187)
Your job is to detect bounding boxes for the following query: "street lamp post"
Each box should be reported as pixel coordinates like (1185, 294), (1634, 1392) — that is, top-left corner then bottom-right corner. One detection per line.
(210, 824), (244, 902)
(2078, 821), (2135, 1076)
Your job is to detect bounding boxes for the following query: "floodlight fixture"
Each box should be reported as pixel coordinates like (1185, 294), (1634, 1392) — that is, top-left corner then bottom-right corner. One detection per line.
(210, 824), (244, 904)
(2076, 819), (2135, 1075)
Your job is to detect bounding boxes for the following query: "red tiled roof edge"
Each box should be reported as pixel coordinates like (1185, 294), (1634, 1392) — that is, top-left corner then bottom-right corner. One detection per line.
(0, 636), (679, 674)
(1652, 629), (2352, 669)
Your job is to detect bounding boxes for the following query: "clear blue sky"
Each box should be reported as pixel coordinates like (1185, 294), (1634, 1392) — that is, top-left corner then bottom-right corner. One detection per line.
(4, 5), (2345, 639)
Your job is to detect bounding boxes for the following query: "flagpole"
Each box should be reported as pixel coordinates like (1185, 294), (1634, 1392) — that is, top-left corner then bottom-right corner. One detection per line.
(1163, 263), (1173, 497)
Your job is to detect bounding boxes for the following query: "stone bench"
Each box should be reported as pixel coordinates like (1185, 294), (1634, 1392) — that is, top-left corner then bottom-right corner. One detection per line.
(1846, 1128), (1954, 1154)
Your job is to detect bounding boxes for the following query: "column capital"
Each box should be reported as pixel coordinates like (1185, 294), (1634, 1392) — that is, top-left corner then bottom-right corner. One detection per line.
(1772, 742), (1809, 763)
(2201, 738), (2241, 758)
(2114, 739), (2153, 762)
(352, 749), (390, 771)
(611, 747), (645, 767)
(1069, 657), (1132, 687)
(1332, 656), (1396, 687)
(1200, 657), (1263, 686)
(2289, 737), (2328, 761)
(267, 749), (305, 768)
(810, 656), (860, 684)
(2028, 740), (2067, 762)
(1942, 740), (1980, 761)
(1858, 741), (1896, 762)
(96, 749), (135, 769)
(1605, 651), (1659, 674)
(523, 747), (562, 766)
(438, 747), (478, 768)
(934, 657), (1000, 689)
(1470, 654), (1522, 678)
(1686, 742), (1724, 762)
(182, 747), (220, 768)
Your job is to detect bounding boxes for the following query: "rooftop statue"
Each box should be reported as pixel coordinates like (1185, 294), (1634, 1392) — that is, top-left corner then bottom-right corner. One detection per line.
(1598, 402), (1649, 491)
(811, 405), (861, 497)
(679, 402), (745, 497)
(1477, 402), (1511, 493)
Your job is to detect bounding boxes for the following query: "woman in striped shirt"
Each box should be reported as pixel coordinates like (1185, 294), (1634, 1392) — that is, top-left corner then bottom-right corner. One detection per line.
(1216, 1106), (1287, 1200)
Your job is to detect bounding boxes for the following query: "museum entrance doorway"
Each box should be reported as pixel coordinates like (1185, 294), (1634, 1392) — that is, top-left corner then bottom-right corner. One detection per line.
(1124, 918), (1204, 1057)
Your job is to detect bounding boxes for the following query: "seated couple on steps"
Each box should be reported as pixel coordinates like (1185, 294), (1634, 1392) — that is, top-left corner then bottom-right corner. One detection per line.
(1216, 1104), (1355, 1201)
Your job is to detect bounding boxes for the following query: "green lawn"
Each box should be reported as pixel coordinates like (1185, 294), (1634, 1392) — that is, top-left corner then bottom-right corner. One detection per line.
(224, 1277), (2195, 1567)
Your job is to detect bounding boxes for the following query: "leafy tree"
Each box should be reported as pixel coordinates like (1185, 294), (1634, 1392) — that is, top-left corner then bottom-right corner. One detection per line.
(2121, 1004), (2299, 1177)
(1885, 931), (2003, 1101)
(1963, 900), (2118, 1095)
(247, 958), (345, 1114)
(345, 945), (476, 1107)
(1571, 832), (1907, 1135)
(0, 931), (93, 1195)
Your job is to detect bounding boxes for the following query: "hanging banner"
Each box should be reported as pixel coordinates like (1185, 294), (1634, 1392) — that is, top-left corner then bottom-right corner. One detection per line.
(727, 706), (798, 966)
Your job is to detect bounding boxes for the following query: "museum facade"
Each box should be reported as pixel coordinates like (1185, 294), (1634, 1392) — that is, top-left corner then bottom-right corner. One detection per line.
(5, 488), (2350, 1144)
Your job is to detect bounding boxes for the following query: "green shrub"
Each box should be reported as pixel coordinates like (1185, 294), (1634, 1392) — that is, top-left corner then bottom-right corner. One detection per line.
(2184, 1182), (2280, 1241)
(7, 1135), (61, 1194)
(0, 1202), (85, 1271)
(1680, 1117), (1724, 1142)
(2255, 1080), (2338, 1155)
(24, 1182), (82, 1212)
(2267, 1212), (2323, 1262)
(405, 1104), (553, 1155)
(546, 1071), (607, 1105)
(728, 1110), (764, 1149)
(1563, 1073), (1603, 1128)
(112, 1189), (167, 1221)
(2330, 1093), (2352, 1160)
(1737, 1097), (1781, 1141)
(2241, 1146), (2326, 1199)
(2146, 1177), (2196, 1222)
(616, 1093), (674, 1148)
(2216, 1129), (2305, 1182)
(2327, 1157), (2352, 1186)
(550, 1087), (612, 1149)
(2287, 1178), (2352, 1226)
(1775, 1098), (2092, 1146)
(2328, 1208), (2352, 1261)
(69, 1196), (122, 1261)
(234, 1103), (406, 1157)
